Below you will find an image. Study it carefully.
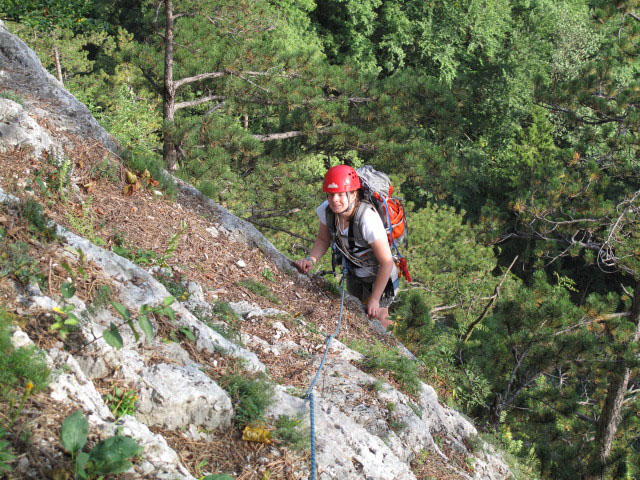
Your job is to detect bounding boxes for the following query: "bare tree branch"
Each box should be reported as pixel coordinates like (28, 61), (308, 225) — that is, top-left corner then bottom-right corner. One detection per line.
(174, 71), (227, 89)
(462, 256), (518, 343)
(175, 95), (226, 110)
(252, 127), (331, 142)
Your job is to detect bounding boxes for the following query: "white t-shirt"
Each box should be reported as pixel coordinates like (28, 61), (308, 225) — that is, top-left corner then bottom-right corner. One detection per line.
(316, 200), (389, 277)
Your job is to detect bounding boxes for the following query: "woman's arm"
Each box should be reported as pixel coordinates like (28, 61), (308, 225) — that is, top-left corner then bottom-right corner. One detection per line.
(294, 223), (331, 273)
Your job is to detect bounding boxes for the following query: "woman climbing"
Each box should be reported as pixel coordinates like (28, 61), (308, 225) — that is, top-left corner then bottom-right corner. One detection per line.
(294, 165), (399, 328)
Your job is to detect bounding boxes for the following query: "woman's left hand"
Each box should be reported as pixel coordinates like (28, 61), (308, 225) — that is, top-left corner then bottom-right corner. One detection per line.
(367, 298), (380, 319)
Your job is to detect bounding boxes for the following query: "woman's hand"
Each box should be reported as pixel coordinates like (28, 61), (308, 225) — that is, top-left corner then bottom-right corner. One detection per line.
(294, 257), (315, 273)
(367, 297), (381, 319)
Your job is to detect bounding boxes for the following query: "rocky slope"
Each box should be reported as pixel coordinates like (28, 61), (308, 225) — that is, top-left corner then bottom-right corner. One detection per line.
(0, 21), (511, 480)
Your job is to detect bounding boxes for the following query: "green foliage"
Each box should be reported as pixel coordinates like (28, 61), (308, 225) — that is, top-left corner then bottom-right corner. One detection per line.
(0, 241), (45, 289)
(66, 197), (106, 246)
(273, 414), (308, 452)
(237, 279), (281, 305)
(89, 157), (119, 183)
(354, 341), (421, 396)
(0, 90), (24, 106)
(154, 271), (190, 301)
(106, 297), (175, 349)
(0, 309), (49, 437)
(50, 302), (80, 339)
(0, 429), (15, 474)
(204, 302), (243, 346)
(103, 385), (138, 418)
(20, 199), (58, 241)
(112, 222), (185, 268)
(60, 410), (142, 479)
(219, 373), (274, 427)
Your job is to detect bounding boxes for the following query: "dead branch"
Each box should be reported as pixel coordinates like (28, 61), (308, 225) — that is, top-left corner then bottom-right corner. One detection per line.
(462, 256), (518, 343)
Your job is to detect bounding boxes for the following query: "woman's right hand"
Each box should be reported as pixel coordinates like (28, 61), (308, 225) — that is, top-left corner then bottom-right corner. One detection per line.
(293, 258), (314, 273)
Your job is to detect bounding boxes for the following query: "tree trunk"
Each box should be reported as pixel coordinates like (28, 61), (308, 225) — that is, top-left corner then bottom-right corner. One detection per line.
(591, 283), (640, 475)
(163, 0), (178, 171)
(53, 46), (63, 84)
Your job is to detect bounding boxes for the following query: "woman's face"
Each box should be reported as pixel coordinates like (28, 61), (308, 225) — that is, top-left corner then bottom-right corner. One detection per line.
(327, 191), (356, 214)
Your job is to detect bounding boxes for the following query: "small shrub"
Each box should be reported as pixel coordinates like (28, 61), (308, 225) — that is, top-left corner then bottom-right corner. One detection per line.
(237, 279), (281, 304)
(358, 342), (421, 396)
(220, 373), (274, 427)
(21, 199), (57, 241)
(154, 270), (190, 301)
(90, 157), (119, 183)
(273, 415), (308, 452)
(66, 197), (106, 246)
(0, 241), (45, 289)
(0, 309), (50, 400)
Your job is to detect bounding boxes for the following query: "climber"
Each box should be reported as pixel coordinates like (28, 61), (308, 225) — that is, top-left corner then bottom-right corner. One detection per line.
(294, 165), (398, 328)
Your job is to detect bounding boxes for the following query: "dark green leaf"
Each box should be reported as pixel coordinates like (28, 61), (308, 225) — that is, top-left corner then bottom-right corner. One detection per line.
(60, 410), (88, 455)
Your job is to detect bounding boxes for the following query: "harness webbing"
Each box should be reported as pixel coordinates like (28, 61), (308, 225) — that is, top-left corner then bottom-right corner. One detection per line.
(304, 269), (348, 480)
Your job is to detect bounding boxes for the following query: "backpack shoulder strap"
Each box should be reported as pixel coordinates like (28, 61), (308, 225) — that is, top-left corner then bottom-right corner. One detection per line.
(351, 201), (375, 247)
(325, 204), (336, 238)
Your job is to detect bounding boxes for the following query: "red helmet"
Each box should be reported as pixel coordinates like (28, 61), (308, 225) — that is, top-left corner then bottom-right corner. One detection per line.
(323, 165), (361, 193)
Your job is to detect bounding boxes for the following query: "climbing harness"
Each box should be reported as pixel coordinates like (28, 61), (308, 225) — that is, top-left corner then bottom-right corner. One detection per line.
(303, 268), (348, 480)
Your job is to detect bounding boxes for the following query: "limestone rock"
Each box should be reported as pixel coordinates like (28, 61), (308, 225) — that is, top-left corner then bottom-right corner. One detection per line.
(136, 363), (234, 431)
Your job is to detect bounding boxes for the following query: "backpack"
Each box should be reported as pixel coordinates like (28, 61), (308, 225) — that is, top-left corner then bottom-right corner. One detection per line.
(326, 165), (412, 281)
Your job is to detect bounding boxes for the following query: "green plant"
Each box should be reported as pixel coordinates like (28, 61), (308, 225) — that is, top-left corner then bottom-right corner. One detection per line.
(357, 342), (421, 396)
(237, 279), (281, 304)
(220, 373), (274, 427)
(415, 449), (430, 466)
(112, 222), (186, 269)
(465, 456), (477, 470)
(21, 199), (57, 241)
(202, 474), (234, 480)
(103, 385), (138, 418)
(66, 197), (106, 246)
(0, 241), (45, 289)
(261, 267), (275, 282)
(0, 429), (15, 474)
(0, 309), (49, 434)
(388, 419), (407, 433)
(203, 302), (242, 345)
(105, 297), (175, 349)
(0, 90), (24, 106)
(169, 326), (196, 342)
(50, 303), (80, 339)
(273, 415), (308, 452)
(154, 270), (190, 300)
(90, 157), (119, 183)
(60, 410), (142, 480)
(31, 154), (73, 201)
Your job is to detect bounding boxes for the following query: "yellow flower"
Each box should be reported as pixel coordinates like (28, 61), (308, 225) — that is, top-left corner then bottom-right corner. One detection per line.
(25, 381), (34, 392)
(53, 307), (65, 314)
